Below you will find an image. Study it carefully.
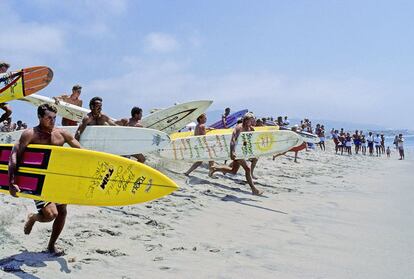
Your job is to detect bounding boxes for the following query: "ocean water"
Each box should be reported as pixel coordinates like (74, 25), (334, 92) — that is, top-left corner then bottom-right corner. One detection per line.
(385, 135), (414, 149)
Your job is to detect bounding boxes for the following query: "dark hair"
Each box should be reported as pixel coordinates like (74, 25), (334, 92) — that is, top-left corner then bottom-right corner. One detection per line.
(72, 84), (82, 91)
(89, 97), (103, 109)
(38, 104), (57, 117)
(196, 113), (206, 123)
(0, 61), (10, 68)
(131, 107), (142, 117)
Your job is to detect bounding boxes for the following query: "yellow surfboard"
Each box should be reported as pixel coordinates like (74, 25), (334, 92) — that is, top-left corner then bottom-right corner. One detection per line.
(170, 126), (280, 140)
(0, 144), (178, 206)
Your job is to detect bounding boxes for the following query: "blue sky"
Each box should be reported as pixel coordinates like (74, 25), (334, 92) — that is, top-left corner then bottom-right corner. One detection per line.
(1, 0), (413, 129)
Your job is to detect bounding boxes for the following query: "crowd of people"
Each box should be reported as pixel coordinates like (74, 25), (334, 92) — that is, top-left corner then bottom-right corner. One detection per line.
(0, 118), (28, 132)
(330, 129), (405, 160)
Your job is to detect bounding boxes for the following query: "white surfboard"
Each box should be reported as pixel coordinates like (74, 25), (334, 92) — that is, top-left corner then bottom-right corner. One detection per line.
(141, 100), (213, 134)
(19, 94), (90, 122)
(159, 130), (302, 161)
(0, 126), (170, 155)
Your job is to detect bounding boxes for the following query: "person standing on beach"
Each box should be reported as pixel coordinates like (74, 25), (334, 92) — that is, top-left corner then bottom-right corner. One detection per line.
(0, 61), (13, 123)
(367, 132), (374, 156)
(361, 135), (367, 155)
(380, 134), (385, 154)
(53, 84), (83, 126)
(75, 97), (117, 141)
(116, 106), (146, 163)
(221, 107), (231, 128)
(210, 112), (263, 195)
(184, 113), (215, 176)
(353, 130), (361, 154)
(374, 134), (381, 156)
(397, 134), (405, 160)
(8, 104), (81, 255)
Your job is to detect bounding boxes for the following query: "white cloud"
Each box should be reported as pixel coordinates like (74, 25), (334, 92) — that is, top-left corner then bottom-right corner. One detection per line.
(85, 58), (404, 128)
(144, 33), (180, 53)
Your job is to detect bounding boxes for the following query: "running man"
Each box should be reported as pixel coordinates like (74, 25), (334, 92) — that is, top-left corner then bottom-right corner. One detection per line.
(210, 112), (263, 195)
(184, 113), (215, 176)
(75, 97), (116, 141)
(8, 104), (81, 255)
(54, 84), (83, 126)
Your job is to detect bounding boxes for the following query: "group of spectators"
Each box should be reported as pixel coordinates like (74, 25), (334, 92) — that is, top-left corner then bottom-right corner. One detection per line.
(0, 118), (27, 132)
(330, 129), (405, 160)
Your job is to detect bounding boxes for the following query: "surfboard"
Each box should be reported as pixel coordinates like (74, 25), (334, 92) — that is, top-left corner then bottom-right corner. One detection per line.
(170, 126), (280, 140)
(141, 100), (213, 134)
(19, 94), (89, 122)
(0, 144), (178, 206)
(297, 131), (320, 144)
(159, 130), (302, 161)
(208, 109), (248, 129)
(0, 126), (170, 155)
(0, 66), (53, 103)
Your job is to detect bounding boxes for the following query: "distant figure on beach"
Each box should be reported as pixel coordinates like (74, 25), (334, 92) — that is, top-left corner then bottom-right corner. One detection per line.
(386, 146), (391, 158)
(210, 112), (263, 195)
(353, 130), (361, 154)
(397, 134), (405, 160)
(367, 132), (374, 155)
(316, 124), (325, 151)
(345, 133), (352, 155)
(221, 107), (231, 128)
(361, 135), (367, 155)
(184, 113), (215, 176)
(116, 107), (146, 163)
(374, 134), (381, 156)
(393, 135), (399, 150)
(283, 116), (289, 126)
(380, 134), (385, 154)
(0, 61), (13, 123)
(75, 97), (117, 141)
(8, 104), (81, 255)
(54, 84), (83, 126)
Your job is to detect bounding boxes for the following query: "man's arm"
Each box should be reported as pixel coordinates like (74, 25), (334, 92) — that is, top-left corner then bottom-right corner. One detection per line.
(222, 115), (227, 128)
(8, 130), (32, 197)
(114, 118), (128, 126)
(75, 116), (89, 141)
(229, 126), (241, 160)
(104, 115), (118, 126)
(61, 130), (81, 148)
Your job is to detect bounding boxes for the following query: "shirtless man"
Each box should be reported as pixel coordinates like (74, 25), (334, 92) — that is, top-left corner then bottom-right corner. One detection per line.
(116, 106), (145, 163)
(221, 107), (231, 128)
(0, 61), (12, 122)
(75, 97), (116, 141)
(184, 113), (214, 176)
(54, 84), (83, 126)
(210, 113), (263, 195)
(8, 104), (81, 255)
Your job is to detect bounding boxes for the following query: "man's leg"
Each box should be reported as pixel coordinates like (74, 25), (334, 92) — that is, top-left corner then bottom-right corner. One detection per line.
(250, 158), (258, 179)
(184, 161), (203, 176)
(237, 160), (262, 195)
(47, 204), (67, 254)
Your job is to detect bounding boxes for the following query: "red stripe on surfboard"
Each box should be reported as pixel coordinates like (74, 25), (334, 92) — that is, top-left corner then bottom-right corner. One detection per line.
(0, 149), (45, 165)
(0, 173), (40, 191)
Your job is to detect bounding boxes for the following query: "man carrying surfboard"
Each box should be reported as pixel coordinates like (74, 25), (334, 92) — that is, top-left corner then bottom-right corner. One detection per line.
(210, 112), (263, 195)
(184, 113), (215, 176)
(8, 103), (81, 255)
(53, 84), (83, 126)
(116, 106), (146, 163)
(75, 96), (117, 141)
(0, 61), (13, 123)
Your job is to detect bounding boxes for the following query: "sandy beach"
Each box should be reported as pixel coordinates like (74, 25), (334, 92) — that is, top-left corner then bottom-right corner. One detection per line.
(1, 143), (413, 279)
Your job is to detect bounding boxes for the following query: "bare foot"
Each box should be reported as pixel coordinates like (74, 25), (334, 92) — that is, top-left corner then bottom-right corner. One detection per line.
(24, 213), (36, 235)
(47, 245), (66, 256)
(252, 189), (264, 196)
(184, 172), (190, 177)
(208, 168), (216, 178)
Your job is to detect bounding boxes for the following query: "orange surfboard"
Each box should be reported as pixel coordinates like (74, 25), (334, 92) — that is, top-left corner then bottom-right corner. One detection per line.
(0, 66), (53, 103)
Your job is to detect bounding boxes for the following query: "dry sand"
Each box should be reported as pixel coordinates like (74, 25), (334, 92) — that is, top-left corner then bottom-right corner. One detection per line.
(1, 143), (413, 279)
